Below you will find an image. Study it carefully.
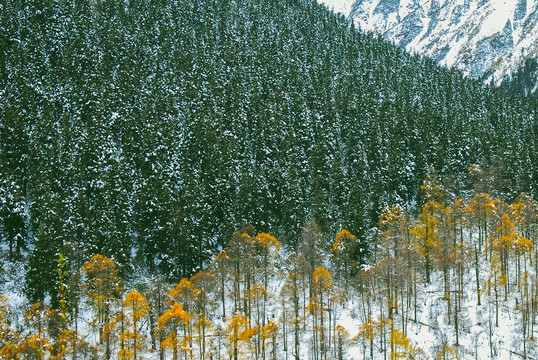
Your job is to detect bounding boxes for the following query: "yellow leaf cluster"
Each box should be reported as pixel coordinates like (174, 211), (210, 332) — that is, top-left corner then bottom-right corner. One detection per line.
(82, 255), (120, 285)
(312, 267), (332, 289)
(331, 229), (357, 254)
(390, 329), (421, 360)
(515, 235), (533, 251)
(239, 324), (259, 342)
(356, 318), (378, 340)
(214, 250), (229, 263)
(125, 290), (149, 321)
(253, 233), (280, 249)
(117, 348), (134, 360)
(379, 205), (405, 227)
(160, 332), (177, 349)
(19, 331), (51, 358)
(307, 296), (320, 312)
(157, 302), (190, 330)
(261, 321), (277, 340)
(334, 325), (350, 342)
(101, 313), (122, 339)
(24, 302), (46, 326)
(170, 278), (193, 300)
(226, 315), (249, 342)
(82, 254), (123, 308)
(248, 284), (268, 299)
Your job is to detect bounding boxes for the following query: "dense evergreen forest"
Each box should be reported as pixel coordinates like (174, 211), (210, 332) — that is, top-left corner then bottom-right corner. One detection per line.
(1, 0), (537, 309)
(498, 58), (538, 100)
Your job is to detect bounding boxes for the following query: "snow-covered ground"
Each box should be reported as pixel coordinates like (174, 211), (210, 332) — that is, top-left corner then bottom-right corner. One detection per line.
(2, 202), (537, 359)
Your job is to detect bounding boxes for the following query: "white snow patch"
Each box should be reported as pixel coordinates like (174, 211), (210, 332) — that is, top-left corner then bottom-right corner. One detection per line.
(319, 0), (355, 15)
(477, 0), (513, 39)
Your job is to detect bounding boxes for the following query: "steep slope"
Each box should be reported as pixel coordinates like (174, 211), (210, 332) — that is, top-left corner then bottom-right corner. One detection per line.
(320, 0), (538, 87)
(500, 57), (538, 98)
(1, 0), (536, 304)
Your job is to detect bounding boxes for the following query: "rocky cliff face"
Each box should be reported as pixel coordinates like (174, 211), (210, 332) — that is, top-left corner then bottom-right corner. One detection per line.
(320, 0), (538, 86)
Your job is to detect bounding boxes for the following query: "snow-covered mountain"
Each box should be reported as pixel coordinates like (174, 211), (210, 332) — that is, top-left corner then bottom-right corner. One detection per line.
(320, 0), (538, 86)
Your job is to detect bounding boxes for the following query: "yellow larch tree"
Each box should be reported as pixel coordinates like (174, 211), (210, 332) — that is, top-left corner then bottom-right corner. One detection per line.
(333, 325), (350, 360)
(167, 278), (195, 358)
(118, 290), (148, 360)
(0, 294), (21, 359)
(20, 302), (51, 359)
(190, 271), (216, 360)
(311, 266), (333, 360)
(252, 233), (280, 326)
(511, 194), (537, 282)
(389, 327), (421, 360)
(330, 229), (359, 287)
(17, 332), (50, 360)
(157, 301), (191, 360)
(411, 167), (446, 284)
(488, 213), (518, 298)
(226, 314), (258, 360)
(260, 320), (278, 360)
(82, 254), (123, 360)
(410, 200), (444, 284)
(511, 194), (537, 241)
(355, 317), (378, 359)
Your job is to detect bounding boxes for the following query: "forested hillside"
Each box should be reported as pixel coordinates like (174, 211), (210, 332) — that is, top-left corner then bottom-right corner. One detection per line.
(1, 176), (538, 359)
(498, 58), (538, 100)
(1, 0), (537, 309)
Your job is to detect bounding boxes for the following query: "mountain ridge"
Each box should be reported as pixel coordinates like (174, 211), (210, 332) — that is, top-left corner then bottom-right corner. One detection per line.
(320, 0), (538, 88)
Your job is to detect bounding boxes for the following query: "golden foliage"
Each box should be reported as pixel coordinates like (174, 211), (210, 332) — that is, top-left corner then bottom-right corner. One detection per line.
(411, 201), (444, 251)
(356, 318), (379, 341)
(18, 331), (51, 359)
(160, 331), (178, 349)
(0, 296), (21, 359)
(170, 278), (193, 300)
(390, 328), (421, 360)
(157, 302), (190, 330)
(334, 324), (350, 342)
(214, 250), (230, 263)
(226, 314), (258, 343)
(82, 254), (123, 310)
(331, 229), (357, 254)
(379, 205), (406, 227)
(124, 290), (149, 322)
(253, 233), (281, 249)
(261, 321), (277, 340)
(312, 267), (333, 290)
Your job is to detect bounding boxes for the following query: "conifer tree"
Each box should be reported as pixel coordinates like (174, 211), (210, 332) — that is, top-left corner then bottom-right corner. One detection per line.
(82, 255), (123, 360)
(157, 302), (191, 360)
(310, 266), (333, 360)
(119, 290), (148, 360)
(331, 229), (360, 284)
